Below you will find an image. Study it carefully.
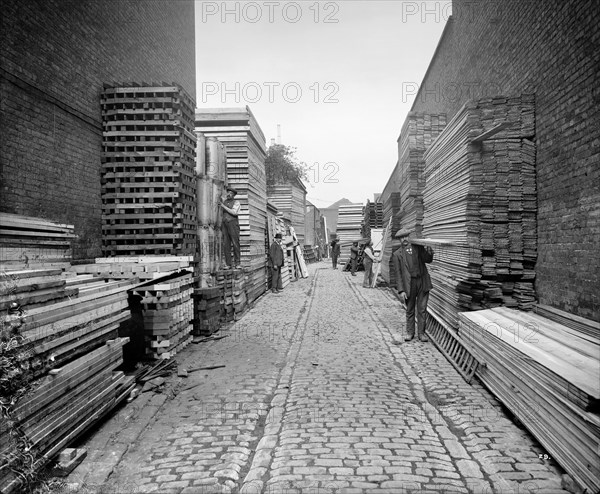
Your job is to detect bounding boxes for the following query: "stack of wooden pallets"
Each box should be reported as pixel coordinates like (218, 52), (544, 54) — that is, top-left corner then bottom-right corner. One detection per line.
(459, 307), (600, 494)
(421, 94), (537, 330)
(101, 83), (197, 257)
(218, 270), (247, 322)
(129, 272), (194, 359)
(196, 107), (268, 303)
(266, 179), (308, 245)
(0, 213), (76, 270)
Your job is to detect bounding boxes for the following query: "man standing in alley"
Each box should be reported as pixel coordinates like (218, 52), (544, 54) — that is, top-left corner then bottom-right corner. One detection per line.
(392, 228), (434, 342)
(350, 241), (359, 276)
(221, 186), (241, 269)
(269, 233), (285, 293)
(330, 237), (341, 269)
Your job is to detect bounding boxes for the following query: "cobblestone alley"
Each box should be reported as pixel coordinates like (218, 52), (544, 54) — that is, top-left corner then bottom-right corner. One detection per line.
(63, 262), (570, 494)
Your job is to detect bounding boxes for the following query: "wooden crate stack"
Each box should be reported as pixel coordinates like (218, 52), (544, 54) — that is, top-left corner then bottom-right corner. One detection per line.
(1, 214), (135, 494)
(101, 83), (197, 256)
(335, 203), (364, 266)
(266, 178), (308, 245)
(195, 107), (268, 303)
(129, 272), (194, 359)
(459, 307), (599, 494)
(421, 94), (536, 330)
(217, 270), (248, 323)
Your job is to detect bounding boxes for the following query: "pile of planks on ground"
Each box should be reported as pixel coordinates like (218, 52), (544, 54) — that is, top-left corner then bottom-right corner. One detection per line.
(196, 107), (268, 304)
(303, 245), (317, 264)
(129, 272), (194, 359)
(421, 94), (536, 330)
(101, 83), (197, 257)
(335, 203), (364, 266)
(0, 214), (135, 494)
(459, 306), (600, 494)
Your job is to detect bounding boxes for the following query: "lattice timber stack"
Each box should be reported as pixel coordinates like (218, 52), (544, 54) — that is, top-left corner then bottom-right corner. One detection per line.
(129, 271), (194, 360)
(101, 83), (197, 256)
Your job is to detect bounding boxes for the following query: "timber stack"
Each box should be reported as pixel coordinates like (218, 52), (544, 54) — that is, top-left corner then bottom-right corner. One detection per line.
(129, 272), (194, 359)
(335, 203), (363, 266)
(196, 107), (268, 304)
(421, 94), (536, 330)
(100, 83), (197, 257)
(459, 307), (600, 494)
(267, 178), (307, 246)
(0, 214), (135, 494)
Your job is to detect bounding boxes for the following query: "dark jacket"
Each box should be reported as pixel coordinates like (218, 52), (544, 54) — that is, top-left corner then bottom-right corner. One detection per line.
(350, 245), (359, 259)
(269, 241), (284, 268)
(331, 241), (341, 257)
(392, 244), (434, 297)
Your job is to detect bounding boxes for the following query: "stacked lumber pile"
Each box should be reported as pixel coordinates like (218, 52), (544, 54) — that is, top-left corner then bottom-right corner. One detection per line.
(100, 83), (197, 257)
(534, 304), (600, 338)
(193, 287), (221, 336)
(266, 178), (308, 245)
(129, 272), (194, 359)
(303, 245), (317, 264)
(459, 307), (600, 493)
(336, 203), (364, 266)
(0, 213), (75, 270)
(421, 95), (536, 330)
(69, 255), (193, 280)
(1, 338), (132, 494)
(196, 107), (268, 303)
(397, 113), (447, 236)
(218, 270), (247, 322)
(364, 200), (383, 228)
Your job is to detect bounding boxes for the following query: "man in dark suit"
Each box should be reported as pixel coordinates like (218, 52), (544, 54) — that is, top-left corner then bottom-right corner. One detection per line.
(269, 233), (285, 293)
(330, 238), (341, 269)
(392, 228), (434, 342)
(350, 241), (359, 276)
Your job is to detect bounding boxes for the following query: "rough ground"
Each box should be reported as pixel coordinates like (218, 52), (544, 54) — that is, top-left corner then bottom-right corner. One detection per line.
(59, 261), (570, 494)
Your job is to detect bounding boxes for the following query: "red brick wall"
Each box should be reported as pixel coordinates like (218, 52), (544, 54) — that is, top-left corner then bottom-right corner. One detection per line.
(408, 0), (599, 320)
(0, 0), (196, 260)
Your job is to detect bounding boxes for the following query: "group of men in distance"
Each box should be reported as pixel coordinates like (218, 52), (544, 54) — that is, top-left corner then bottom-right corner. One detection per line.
(329, 229), (434, 343)
(225, 185), (433, 342)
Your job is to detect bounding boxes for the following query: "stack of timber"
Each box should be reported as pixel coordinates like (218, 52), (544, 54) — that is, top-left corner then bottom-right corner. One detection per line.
(217, 269), (247, 322)
(266, 178), (308, 245)
(129, 271), (194, 359)
(101, 83), (197, 256)
(1, 338), (132, 494)
(68, 255), (193, 280)
(534, 304), (600, 338)
(421, 94), (536, 330)
(336, 203), (364, 265)
(303, 245), (317, 264)
(397, 113), (447, 237)
(193, 286), (221, 336)
(459, 307), (600, 493)
(362, 199), (384, 240)
(196, 107), (268, 303)
(0, 213), (75, 270)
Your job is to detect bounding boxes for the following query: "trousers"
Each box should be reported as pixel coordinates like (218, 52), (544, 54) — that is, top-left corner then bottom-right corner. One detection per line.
(406, 276), (429, 337)
(271, 266), (283, 291)
(222, 220), (240, 266)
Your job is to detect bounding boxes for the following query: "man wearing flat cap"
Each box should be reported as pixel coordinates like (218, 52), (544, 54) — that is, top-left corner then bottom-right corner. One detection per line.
(221, 186), (241, 269)
(392, 228), (434, 342)
(269, 233), (285, 293)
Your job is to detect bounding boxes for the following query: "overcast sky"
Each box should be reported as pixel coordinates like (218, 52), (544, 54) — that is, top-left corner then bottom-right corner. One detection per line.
(195, 0), (450, 209)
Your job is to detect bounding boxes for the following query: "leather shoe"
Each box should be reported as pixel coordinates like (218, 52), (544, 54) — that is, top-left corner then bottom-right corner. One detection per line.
(404, 335), (414, 342)
(419, 335), (429, 342)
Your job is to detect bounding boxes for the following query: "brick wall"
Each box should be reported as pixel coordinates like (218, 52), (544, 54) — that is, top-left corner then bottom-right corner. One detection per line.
(0, 0), (195, 260)
(408, 0), (599, 320)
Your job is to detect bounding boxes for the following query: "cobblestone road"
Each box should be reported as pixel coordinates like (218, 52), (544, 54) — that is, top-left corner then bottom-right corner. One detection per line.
(65, 262), (570, 494)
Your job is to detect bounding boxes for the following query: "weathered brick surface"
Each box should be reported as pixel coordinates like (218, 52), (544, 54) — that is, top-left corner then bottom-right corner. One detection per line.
(0, 0), (195, 260)
(409, 0), (599, 320)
